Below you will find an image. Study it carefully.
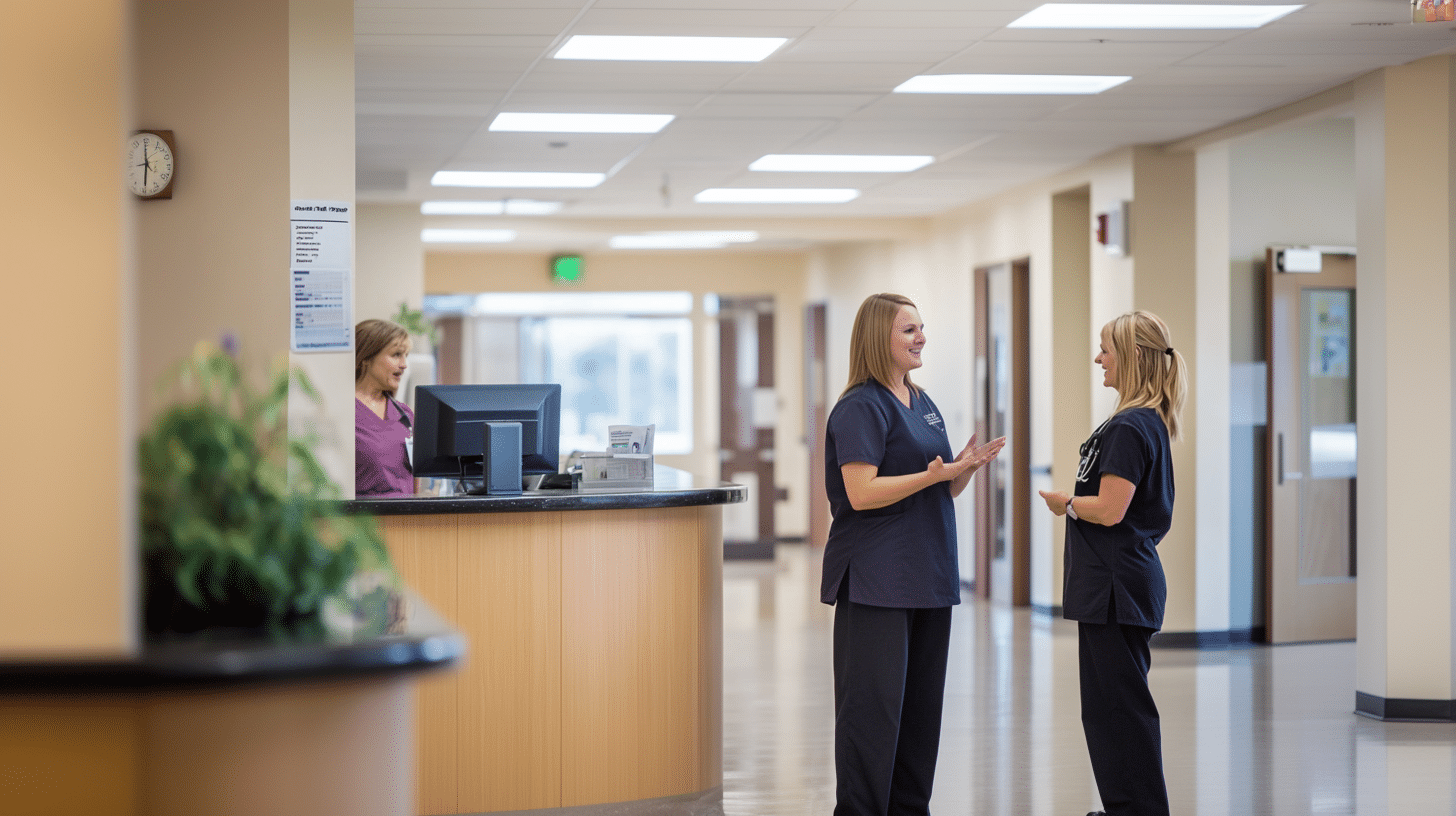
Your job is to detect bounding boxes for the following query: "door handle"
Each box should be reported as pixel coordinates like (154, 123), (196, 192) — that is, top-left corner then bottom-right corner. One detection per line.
(1277, 432), (1302, 485)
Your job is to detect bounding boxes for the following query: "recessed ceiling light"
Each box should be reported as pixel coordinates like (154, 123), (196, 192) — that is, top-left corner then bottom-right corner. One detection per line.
(894, 74), (1130, 94)
(609, 231), (760, 249)
(420, 200), (564, 216)
(749, 154), (934, 173)
(421, 229), (517, 244)
(694, 188), (860, 204)
(490, 112), (676, 134)
(431, 171), (605, 188)
(554, 35), (788, 63)
(1009, 3), (1303, 29)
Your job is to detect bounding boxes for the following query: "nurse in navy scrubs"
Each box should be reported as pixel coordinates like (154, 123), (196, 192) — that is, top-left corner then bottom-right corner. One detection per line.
(822, 292), (1004, 816)
(1039, 310), (1187, 816)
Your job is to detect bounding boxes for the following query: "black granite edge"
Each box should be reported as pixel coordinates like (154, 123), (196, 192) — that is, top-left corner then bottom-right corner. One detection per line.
(1355, 690), (1456, 723)
(0, 631), (466, 695)
(347, 483), (746, 516)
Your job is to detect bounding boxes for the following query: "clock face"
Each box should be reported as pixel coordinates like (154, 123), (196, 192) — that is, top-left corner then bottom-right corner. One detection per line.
(127, 131), (175, 198)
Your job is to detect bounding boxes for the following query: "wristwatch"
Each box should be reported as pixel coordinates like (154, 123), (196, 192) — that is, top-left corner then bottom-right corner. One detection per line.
(1065, 496), (1079, 520)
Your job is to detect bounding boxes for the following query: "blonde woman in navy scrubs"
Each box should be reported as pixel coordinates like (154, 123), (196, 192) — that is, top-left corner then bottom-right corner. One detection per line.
(823, 292), (1004, 816)
(1039, 310), (1187, 816)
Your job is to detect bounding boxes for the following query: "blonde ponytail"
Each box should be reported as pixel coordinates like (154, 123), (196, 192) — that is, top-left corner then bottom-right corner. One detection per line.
(1106, 310), (1187, 441)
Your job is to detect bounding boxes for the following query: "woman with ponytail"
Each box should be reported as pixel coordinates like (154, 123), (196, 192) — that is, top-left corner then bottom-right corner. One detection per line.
(1038, 310), (1187, 816)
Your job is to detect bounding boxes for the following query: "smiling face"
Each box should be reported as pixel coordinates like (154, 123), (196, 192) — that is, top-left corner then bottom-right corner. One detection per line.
(889, 305), (925, 380)
(1095, 323), (1118, 391)
(364, 339), (410, 396)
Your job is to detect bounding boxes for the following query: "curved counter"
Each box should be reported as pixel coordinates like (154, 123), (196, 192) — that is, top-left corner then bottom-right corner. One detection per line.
(0, 592), (463, 816)
(349, 467), (743, 816)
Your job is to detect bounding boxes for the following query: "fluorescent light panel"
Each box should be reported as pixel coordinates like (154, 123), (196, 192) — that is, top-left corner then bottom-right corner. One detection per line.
(421, 229), (516, 243)
(609, 231), (759, 249)
(554, 35), (787, 62)
(894, 74), (1130, 94)
(695, 188), (859, 204)
(750, 154), (933, 173)
(490, 112), (675, 134)
(1009, 4), (1303, 29)
(431, 171), (605, 188)
(420, 200), (563, 215)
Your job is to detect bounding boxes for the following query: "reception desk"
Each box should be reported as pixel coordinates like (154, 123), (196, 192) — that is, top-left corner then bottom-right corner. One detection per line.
(349, 468), (744, 816)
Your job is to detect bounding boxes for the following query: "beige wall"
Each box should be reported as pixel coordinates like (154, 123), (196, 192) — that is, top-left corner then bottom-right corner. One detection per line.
(134, 1), (290, 419)
(358, 204), (426, 327)
(425, 249), (814, 537)
(1, 2), (134, 655)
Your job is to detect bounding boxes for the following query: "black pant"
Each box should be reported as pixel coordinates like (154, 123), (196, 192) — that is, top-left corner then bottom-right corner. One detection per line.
(832, 586), (952, 816)
(1077, 615), (1170, 816)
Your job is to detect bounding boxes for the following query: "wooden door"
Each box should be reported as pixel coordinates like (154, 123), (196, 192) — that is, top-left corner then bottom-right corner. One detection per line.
(718, 296), (777, 559)
(805, 303), (831, 549)
(1265, 248), (1357, 643)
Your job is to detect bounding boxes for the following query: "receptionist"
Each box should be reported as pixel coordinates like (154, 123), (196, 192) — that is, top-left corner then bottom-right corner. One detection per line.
(355, 318), (415, 496)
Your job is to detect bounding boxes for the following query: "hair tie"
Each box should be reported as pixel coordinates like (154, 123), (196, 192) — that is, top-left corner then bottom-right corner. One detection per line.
(1164, 347), (1174, 356)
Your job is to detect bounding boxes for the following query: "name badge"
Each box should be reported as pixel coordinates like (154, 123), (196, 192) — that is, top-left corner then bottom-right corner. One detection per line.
(404, 437), (415, 473)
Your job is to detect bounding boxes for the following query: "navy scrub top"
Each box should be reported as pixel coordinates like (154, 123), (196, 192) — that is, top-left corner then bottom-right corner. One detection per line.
(821, 381), (960, 609)
(1062, 407), (1175, 629)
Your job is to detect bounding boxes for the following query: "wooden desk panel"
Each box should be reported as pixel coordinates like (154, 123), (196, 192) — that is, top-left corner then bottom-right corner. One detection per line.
(380, 505), (723, 815)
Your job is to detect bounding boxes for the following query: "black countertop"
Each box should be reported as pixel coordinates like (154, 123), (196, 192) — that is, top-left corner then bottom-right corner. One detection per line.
(0, 589), (464, 694)
(348, 464), (745, 516)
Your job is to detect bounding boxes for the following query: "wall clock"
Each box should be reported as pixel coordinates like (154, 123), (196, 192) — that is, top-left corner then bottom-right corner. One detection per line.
(126, 129), (176, 199)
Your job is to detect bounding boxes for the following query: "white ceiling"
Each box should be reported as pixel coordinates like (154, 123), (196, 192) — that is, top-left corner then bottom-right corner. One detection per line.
(355, 0), (1456, 250)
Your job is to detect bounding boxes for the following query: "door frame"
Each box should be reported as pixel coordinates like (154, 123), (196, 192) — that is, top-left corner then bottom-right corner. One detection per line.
(974, 259), (1032, 605)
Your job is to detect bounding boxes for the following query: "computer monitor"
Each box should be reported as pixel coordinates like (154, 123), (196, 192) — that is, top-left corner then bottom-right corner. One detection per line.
(412, 383), (562, 479)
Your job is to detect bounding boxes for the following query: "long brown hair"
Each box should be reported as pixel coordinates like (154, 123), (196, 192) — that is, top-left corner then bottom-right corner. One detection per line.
(1105, 310), (1187, 440)
(841, 293), (919, 399)
(355, 318), (410, 394)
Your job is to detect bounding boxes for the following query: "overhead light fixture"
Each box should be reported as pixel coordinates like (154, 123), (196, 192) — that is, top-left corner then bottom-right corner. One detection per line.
(694, 188), (860, 204)
(750, 154), (934, 173)
(421, 229), (517, 244)
(894, 74), (1130, 94)
(490, 112), (675, 134)
(420, 200), (563, 215)
(609, 231), (760, 249)
(1009, 3), (1303, 29)
(431, 171), (605, 188)
(554, 34), (788, 62)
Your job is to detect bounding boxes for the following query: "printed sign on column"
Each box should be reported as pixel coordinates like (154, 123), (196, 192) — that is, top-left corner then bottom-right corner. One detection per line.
(290, 200), (352, 352)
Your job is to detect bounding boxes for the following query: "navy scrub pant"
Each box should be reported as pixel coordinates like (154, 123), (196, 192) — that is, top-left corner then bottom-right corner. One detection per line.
(1077, 614), (1170, 816)
(832, 585), (952, 816)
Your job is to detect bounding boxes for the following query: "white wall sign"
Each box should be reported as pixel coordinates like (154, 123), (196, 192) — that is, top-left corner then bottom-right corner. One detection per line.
(290, 200), (352, 352)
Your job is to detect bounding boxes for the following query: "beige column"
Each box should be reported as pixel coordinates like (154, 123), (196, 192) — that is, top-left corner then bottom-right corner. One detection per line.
(1353, 55), (1455, 717)
(288, 0), (357, 492)
(1049, 186), (1094, 609)
(1, 2), (134, 655)
(1129, 146), (1200, 634)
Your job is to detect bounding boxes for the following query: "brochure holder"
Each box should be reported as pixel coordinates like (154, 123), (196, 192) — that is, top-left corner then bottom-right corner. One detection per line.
(578, 452), (654, 492)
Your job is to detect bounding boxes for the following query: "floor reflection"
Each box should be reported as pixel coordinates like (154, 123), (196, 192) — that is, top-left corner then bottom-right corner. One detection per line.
(722, 543), (1456, 816)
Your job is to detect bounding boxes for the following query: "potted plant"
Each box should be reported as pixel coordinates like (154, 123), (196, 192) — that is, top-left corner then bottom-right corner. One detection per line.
(138, 339), (394, 635)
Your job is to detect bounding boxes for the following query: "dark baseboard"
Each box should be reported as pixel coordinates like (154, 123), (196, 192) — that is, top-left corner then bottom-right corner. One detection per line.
(1150, 628), (1261, 649)
(724, 539), (775, 560)
(1356, 691), (1456, 723)
(1031, 604), (1063, 618)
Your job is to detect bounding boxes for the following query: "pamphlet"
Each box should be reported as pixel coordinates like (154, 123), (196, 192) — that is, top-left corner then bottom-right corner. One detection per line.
(608, 424), (655, 454)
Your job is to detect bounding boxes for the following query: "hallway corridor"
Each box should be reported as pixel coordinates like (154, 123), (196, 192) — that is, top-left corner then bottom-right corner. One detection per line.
(721, 544), (1455, 816)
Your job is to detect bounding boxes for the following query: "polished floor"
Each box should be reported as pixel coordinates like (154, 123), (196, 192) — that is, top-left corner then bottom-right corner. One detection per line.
(721, 543), (1456, 816)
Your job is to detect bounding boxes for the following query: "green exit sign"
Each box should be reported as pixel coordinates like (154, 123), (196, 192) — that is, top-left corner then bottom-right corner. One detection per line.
(552, 254), (583, 283)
